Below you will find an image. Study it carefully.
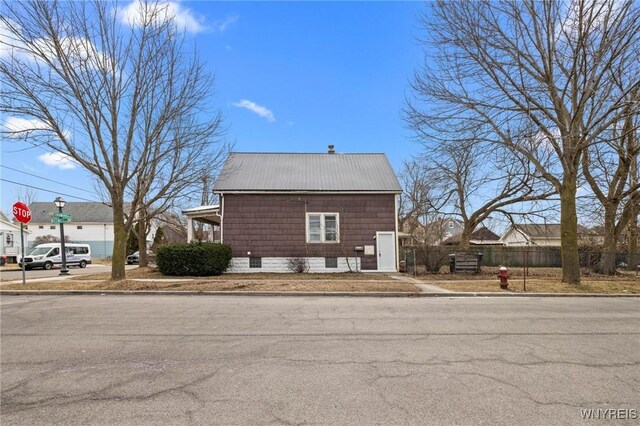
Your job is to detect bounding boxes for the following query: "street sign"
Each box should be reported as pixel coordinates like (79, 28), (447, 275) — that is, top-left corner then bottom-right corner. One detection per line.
(12, 202), (32, 224)
(51, 217), (70, 224)
(53, 212), (72, 220)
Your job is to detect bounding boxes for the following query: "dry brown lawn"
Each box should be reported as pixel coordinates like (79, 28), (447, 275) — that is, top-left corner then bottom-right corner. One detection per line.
(1, 268), (417, 293)
(73, 268), (392, 281)
(416, 266), (638, 293)
(433, 279), (639, 294)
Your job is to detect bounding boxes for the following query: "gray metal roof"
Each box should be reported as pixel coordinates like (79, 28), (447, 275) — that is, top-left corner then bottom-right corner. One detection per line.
(28, 202), (114, 223)
(214, 153), (402, 192)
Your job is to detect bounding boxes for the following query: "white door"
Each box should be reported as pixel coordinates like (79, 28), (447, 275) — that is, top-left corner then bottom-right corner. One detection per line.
(376, 232), (396, 271)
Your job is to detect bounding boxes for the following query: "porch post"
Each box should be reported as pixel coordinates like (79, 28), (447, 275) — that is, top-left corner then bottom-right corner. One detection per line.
(187, 217), (193, 243)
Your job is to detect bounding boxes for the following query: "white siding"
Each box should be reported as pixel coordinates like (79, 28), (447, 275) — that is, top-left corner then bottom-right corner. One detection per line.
(0, 222), (28, 261)
(227, 257), (362, 273)
(28, 222), (114, 241)
(501, 229), (561, 247)
(501, 229), (530, 246)
(26, 221), (156, 258)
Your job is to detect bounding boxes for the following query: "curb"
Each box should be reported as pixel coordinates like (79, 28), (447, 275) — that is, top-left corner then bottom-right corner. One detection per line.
(0, 290), (420, 297)
(0, 290), (638, 298)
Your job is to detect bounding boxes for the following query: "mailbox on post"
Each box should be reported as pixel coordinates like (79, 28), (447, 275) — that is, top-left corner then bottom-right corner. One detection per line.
(354, 246), (364, 272)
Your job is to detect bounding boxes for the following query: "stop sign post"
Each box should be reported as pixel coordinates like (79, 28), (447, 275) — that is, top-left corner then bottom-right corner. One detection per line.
(12, 201), (31, 285)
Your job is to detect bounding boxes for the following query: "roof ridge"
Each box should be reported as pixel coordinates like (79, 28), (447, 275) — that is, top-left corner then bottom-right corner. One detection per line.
(229, 152), (387, 155)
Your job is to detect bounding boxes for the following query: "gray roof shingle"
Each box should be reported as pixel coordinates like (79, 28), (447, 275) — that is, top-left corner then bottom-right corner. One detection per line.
(514, 224), (562, 239)
(28, 202), (114, 223)
(214, 153), (402, 192)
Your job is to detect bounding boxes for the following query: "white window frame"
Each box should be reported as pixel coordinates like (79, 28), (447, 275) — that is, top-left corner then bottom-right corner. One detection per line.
(306, 213), (340, 243)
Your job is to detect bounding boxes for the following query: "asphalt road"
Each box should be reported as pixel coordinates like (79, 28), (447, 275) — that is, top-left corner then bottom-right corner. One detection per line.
(0, 264), (137, 281)
(1, 296), (639, 425)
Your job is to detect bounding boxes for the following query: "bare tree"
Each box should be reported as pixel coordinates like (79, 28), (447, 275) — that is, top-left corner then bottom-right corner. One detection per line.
(415, 136), (556, 248)
(1, 1), (225, 279)
(406, 0), (640, 283)
(397, 159), (446, 243)
(16, 187), (38, 206)
(629, 151), (639, 270)
(581, 94), (640, 274)
(34, 234), (71, 245)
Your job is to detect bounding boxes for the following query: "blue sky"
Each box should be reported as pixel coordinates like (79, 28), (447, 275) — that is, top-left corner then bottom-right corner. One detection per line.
(1, 1), (425, 211)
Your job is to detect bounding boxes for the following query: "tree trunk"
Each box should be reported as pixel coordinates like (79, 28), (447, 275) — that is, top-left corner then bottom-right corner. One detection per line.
(560, 175), (581, 284)
(629, 209), (638, 271)
(458, 226), (472, 250)
(595, 206), (619, 275)
(137, 211), (149, 268)
(629, 157), (639, 271)
(111, 199), (128, 281)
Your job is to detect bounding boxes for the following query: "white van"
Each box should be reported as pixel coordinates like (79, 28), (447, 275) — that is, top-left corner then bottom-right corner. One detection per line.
(19, 243), (92, 270)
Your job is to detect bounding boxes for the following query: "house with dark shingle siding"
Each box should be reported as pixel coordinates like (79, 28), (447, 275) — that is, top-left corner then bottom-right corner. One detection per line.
(212, 148), (402, 272)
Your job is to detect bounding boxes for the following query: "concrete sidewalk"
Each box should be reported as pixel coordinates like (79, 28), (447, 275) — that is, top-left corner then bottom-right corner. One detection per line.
(388, 274), (452, 293)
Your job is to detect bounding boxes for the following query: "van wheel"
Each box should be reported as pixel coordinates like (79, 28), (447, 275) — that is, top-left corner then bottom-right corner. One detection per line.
(44, 262), (53, 270)
(79, 260), (87, 268)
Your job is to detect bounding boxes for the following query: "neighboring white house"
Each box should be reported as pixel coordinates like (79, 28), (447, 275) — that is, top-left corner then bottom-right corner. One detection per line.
(0, 211), (31, 262)
(500, 224), (562, 246)
(500, 223), (601, 247)
(26, 202), (156, 258)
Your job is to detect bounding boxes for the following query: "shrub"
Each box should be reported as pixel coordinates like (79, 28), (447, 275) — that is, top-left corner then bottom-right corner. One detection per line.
(578, 243), (603, 269)
(287, 257), (309, 273)
(415, 245), (450, 273)
(156, 242), (231, 276)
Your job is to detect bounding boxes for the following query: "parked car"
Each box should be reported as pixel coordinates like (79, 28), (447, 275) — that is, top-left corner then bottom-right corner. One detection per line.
(18, 243), (91, 270)
(127, 250), (154, 265)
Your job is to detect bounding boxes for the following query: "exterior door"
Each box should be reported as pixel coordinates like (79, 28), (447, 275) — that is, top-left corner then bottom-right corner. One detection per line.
(376, 231), (396, 271)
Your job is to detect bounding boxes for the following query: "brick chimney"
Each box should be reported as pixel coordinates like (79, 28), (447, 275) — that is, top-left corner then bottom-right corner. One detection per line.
(328, 144), (335, 154)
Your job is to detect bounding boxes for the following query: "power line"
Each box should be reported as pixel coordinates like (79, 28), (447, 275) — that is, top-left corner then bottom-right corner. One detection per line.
(1, 178), (106, 203)
(1, 164), (95, 194)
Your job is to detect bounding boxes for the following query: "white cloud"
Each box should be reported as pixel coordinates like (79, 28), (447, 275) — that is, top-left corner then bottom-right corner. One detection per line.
(30, 36), (110, 70)
(0, 19), (42, 64)
(558, 0), (622, 42)
(1, 19), (109, 71)
(2, 117), (71, 142)
(3, 117), (52, 135)
(213, 15), (239, 33)
(232, 99), (276, 122)
(119, 0), (206, 34)
(38, 152), (77, 169)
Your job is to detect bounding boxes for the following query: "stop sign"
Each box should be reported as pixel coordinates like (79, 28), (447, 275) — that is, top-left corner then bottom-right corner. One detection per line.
(13, 201), (32, 224)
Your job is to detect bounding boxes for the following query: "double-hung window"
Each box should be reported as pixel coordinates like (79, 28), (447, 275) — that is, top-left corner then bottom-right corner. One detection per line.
(306, 213), (339, 243)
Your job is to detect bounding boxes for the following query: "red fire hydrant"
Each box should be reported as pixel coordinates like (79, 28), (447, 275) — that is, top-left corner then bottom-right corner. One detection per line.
(498, 266), (509, 289)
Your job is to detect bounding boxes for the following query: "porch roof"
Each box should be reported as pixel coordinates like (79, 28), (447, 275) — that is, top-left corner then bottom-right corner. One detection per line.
(182, 205), (221, 226)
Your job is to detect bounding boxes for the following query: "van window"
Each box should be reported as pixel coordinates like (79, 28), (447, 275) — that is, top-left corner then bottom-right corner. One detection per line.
(28, 247), (51, 256)
(70, 247), (89, 255)
(48, 248), (60, 257)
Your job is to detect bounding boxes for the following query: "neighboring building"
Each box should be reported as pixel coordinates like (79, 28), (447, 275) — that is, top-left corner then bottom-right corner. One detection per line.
(501, 223), (561, 246)
(0, 211), (31, 262)
(27, 202), (157, 258)
(189, 148), (402, 273)
(442, 226), (503, 246)
(400, 216), (464, 246)
(501, 223), (600, 247)
(27, 202), (116, 258)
